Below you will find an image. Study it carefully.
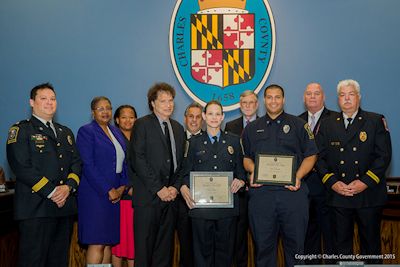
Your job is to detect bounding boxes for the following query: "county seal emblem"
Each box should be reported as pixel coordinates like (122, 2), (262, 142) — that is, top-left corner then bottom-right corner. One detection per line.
(170, 0), (276, 111)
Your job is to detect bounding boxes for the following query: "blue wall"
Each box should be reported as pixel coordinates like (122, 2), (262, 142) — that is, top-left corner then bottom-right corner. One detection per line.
(1, 0), (399, 178)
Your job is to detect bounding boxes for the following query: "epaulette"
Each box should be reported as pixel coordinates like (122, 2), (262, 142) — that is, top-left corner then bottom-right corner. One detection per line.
(14, 119), (30, 126)
(224, 131), (240, 138)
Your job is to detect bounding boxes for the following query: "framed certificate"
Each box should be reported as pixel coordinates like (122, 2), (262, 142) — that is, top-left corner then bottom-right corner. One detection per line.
(190, 171), (233, 208)
(254, 154), (296, 186)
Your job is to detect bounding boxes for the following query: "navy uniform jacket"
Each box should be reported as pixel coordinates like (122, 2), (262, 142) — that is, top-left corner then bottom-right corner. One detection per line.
(316, 109), (392, 208)
(182, 131), (246, 220)
(242, 112), (318, 184)
(6, 116), (81, 220)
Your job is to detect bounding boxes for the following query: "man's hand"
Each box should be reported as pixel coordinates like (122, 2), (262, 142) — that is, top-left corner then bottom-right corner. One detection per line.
(331, 181), (353, 197)
(180, 185), (195, 209)
(347, 179), (368, 195)
(51, 185), (70, 208)
(157, 186), (173, 202)
(108, 188), (121, 204)
(167, 186), (178, 200)
(231, 178), (245, 193)
(249, 172), (262, 188)
(285, 177), (301, 191)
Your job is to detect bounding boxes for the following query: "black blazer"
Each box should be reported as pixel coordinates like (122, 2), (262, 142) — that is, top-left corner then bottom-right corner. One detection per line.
(299, 107), (338, 194)
(130, 113), (185, 207)
(299, 107), (337, 136)
(225, 116), (259, 136)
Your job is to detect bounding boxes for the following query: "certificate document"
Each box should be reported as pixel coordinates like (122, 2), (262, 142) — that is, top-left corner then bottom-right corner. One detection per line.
(254, 154), (295, 186)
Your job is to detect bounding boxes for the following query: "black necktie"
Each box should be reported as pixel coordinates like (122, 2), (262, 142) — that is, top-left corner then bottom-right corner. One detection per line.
(163, 122), (174, 177)
(346, 118), (352, 129)
(46, 121), (56, 139)
(212, 136), (218, 150)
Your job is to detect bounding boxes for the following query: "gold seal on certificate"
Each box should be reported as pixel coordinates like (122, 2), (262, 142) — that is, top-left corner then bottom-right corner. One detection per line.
(190, 171), (233, 208)
(254, 154), (295, 185)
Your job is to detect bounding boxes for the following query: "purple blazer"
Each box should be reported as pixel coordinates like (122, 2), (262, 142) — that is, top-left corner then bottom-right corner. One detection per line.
(76, 120), (128, 244)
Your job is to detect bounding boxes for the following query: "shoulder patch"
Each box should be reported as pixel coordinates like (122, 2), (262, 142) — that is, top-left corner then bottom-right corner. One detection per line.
(382, 117), (389, 132)
(304, 123), (314, 139)
(7, 126), (19, 144)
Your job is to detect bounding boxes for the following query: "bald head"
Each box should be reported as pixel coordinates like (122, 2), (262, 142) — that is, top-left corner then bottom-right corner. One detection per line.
(303, 83), (325, 114)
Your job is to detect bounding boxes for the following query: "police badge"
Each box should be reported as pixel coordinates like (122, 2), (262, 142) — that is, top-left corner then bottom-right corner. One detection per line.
(359, 131), (367, 142)
(170, 0), (276, 111)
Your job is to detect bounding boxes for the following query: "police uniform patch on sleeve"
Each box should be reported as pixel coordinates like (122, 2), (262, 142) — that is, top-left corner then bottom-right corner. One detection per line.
(7, 126), (19, 144)
(304, 123), (314, 139)
(184, 140), (189, 158)
(67, 135), (73, 145)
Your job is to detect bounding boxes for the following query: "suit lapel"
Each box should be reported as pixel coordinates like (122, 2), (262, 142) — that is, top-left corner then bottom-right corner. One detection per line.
(150, 113), (168, 149)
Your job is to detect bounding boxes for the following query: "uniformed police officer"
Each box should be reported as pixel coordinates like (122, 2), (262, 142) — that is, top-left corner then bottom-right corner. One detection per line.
(6, 83), (81, 267)
(242, 84), (318, 267)
(180, 100), (246, 267)
(316, 79), (392, 263)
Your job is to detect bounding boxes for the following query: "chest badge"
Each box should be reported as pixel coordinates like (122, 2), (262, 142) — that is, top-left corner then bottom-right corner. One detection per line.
(67, 135), (73, 145)
(227, 146), (234, 155)
(283, 124), (290, 134)
(359, 131), (367, 142)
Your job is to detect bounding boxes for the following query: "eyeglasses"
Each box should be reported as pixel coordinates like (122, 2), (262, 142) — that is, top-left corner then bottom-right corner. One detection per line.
(94, 106), (112, 112)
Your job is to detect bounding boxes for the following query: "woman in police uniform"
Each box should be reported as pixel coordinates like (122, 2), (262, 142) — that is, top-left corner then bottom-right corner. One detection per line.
(180, 100), (246, 267)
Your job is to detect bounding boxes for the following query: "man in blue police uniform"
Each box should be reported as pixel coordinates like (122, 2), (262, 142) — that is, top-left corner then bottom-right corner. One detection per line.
(176, 102), (203, 267)
(180, 100), (246, 267)
(316, 79), (392, 263)
(225, 90), (259, 267)
(6, 83), (81, 267)
(299, 83), (337, 263)
(242, 84), (318, 267)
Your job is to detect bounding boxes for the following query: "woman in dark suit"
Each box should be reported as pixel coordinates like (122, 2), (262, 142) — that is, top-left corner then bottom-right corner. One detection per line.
(76, 96), (128, 264)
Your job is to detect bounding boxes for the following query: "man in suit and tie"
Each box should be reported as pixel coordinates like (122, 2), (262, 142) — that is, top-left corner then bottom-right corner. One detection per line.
(299, 82), (336, 262)
(225, 90), (258, 267)
(176, 102), (203, 267)
(316, 79), (391, 263)
(130, 82), (185, 267)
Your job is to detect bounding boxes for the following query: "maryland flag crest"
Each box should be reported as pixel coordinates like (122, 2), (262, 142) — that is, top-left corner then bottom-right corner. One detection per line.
(170, 0), (275, 111)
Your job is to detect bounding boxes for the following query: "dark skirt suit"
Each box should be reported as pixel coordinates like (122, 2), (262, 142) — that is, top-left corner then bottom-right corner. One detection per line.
(181, 131), (246, 267)
(76, 120), (128, 244)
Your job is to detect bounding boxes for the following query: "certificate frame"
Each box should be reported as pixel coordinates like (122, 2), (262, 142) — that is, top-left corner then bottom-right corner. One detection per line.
(190, 171), (233, 208)
(254, 153), (296, 186)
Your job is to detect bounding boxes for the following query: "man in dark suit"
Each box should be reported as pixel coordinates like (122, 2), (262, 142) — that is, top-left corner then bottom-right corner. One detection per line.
(130, 82), (185, 267)
(224, 90), (258, 267)
(176, 102), (203, 267)
(6, 83), (81, 267)
(316, 79), (392, 263)
(299, 83), (336, 262)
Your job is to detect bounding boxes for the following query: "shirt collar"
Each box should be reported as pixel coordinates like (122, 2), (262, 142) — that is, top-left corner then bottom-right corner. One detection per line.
(207, 131), (221, 142)
(33, 114), (53, 126)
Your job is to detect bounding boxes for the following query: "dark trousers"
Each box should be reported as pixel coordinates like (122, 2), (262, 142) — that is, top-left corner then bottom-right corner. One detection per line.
(333, 206), (383, 264)
(304, 194), (335, 264)
(192, 217), (237, 267)
(248, 186), (308, 267)
(176, 196), (193, 267)
(134, 202), (177, 267)
(233, 191), (248, 267)
(18, 216), (73, 267)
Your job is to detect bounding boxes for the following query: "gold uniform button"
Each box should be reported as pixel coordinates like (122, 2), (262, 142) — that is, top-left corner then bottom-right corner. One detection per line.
(355, 161), (358, 164)
(60, 167), (64, 171)
(340, 160), (344, 165)
(60, 180), (64, 184)
(57, 143), (61, 147)
(214, 155), (217, 159)
(198, 160), (202, 163)
(59, 154), (63, 158)
(342, 173), (346, 177)
(340, 148), (344, 152)
(214, 166), (218, 170)
(353, 147), (357, 151)
(356, 174), (360, 177)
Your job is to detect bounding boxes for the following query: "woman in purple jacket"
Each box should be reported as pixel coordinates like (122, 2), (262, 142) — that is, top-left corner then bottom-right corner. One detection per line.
(76, 96), (128, 265)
